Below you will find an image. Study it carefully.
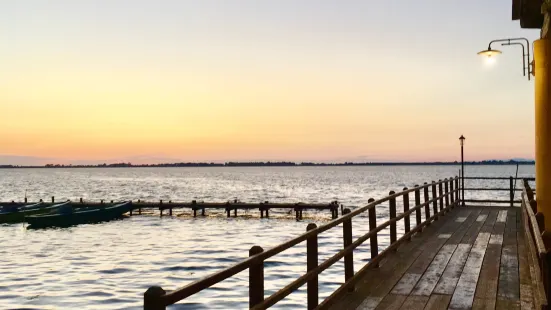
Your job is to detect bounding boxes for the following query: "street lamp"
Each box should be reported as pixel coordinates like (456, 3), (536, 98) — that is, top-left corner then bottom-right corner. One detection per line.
(477, 37), (533, 80)
(459, 135), (465, 206)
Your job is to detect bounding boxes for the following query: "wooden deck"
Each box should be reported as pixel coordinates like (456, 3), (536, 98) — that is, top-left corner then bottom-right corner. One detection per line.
(330, 206), (532, 310)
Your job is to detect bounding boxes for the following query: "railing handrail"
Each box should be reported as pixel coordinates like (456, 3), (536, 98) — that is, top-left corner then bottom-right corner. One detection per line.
(252, 189), (453, 309)
(522, 182), (547, 257)
(520, 179), (548, 308)
(464, 176), (535, 180)
(461, 175), (535, 207)
(153, 177), (459, 307)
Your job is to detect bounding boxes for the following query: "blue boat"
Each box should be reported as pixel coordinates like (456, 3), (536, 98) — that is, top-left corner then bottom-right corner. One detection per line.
(26, 201), (132, 228)
(0, 202), (62, 224)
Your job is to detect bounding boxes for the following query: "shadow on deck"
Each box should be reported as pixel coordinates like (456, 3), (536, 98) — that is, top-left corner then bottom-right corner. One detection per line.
(330, 206), (530, 310)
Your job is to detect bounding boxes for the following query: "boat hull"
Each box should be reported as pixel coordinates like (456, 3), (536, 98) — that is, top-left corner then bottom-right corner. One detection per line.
(0, 203), (60, 224)
(26, 202), (132, 228)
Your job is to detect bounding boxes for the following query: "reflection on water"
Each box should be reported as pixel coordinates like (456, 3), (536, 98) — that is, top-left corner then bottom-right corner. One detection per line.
(0, 165), (534, 309)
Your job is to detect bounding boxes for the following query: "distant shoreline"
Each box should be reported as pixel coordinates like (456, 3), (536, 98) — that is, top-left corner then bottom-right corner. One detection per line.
(0, 160), (535, 169)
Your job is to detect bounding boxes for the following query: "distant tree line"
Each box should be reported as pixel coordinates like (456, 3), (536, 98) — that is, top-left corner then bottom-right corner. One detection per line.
(0, 159), (535, 169)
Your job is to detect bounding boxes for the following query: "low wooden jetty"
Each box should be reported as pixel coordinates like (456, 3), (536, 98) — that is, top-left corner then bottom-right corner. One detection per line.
(142, 176), (549, 310)
(0, 199), (343, 220)
(143, 200), (341, 219)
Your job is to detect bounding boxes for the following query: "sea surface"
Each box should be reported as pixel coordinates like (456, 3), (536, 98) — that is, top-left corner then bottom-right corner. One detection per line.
(0, 165), (535, 309)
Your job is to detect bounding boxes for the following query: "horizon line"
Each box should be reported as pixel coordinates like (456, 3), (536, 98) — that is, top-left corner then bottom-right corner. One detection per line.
(0, 159), (536, 168)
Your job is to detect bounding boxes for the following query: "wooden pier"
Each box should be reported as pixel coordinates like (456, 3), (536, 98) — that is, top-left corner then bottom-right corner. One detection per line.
(142, 176), (551, 310)
(330, 206), (529, 309)
(0, 199), (343, 220)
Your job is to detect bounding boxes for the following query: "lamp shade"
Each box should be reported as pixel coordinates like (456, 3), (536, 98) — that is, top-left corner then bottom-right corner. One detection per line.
(477, 48), (502, 58)
(459, 135), (465, 146)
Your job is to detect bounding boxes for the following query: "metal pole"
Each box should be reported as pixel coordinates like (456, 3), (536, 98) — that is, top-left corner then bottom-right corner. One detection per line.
(461, 144), (465, 206)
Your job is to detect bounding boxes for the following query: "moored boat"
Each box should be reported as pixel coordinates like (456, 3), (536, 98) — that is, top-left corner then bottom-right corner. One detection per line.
(26, 201), (132, 228)
(0, 202), (63, 224)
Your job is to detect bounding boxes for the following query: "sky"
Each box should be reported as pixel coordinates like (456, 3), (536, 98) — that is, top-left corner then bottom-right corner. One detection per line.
(0, 1), (541, 164)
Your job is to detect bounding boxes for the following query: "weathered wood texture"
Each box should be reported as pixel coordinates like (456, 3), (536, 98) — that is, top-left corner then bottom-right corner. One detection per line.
(329, 207), (533, 310)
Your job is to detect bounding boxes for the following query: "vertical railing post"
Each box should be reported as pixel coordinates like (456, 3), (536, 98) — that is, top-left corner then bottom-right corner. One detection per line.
(414, 185), (421, 227)
(306, 223), (318, 310)
(144, 286), (166, 310)
(403, 188), (410, 240)
(545, 252), (551, 304)
(249, 245), (264, 308)
(444, 179), (449, 209)
(368, 198), (378, 266)
(449, 178), (454, 206)
(455, 177), (460, 206)
(423, 183), (430, 223)
(438, 180), (444, 212)
(431, 181), (438, 219)
(343, 208), (354, 287)
(510, 176), (514, 207)
(389, 192), (397, 245)
(461, 170), (465, 207)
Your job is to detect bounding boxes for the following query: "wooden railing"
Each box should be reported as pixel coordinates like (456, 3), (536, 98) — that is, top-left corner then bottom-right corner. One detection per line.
(521, 179), (548, 309)
(463, 176), (535, 207)
(143, 177), (460, 310)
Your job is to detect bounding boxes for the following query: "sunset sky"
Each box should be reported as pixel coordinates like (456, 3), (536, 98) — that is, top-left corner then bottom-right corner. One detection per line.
(0, 1), (540, 164)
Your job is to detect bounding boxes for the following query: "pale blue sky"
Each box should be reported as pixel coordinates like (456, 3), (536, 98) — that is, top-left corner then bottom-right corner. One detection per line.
(0, 1), (541, 163)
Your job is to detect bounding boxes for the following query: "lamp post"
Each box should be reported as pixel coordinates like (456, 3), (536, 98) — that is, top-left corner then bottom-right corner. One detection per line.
(477, 37), (533, 80)
(459, 135), (465, 206)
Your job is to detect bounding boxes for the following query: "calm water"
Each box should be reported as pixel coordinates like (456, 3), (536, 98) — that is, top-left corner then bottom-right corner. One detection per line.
(0, 165), (534, 309)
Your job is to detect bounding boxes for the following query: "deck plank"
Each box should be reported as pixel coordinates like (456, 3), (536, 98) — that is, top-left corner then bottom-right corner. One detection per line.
(329, 207), (528, 310)
(391, 273), (422, 295)
(424, 294), (451, 310)
(496, 298), (520, 310)
(448, 231), (492, 309)
(520, 284), (534, 310)
(459, 210), (490, 245)
(433, 244), (471, 295)
(370, 210), (471, 298)
(373, 294), (407, 310)
(472, 297), (495, 310)
(399, 295), (428, 310)
(333, 208), (471, 310)
(411, 244), (457, 296)
(498, 210), (520, 301)
(473, 211), (504, 305)
(496, 210), (507, 223)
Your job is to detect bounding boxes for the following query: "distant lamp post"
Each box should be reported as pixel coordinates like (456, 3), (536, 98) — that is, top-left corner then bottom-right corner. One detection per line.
(459, 135), (466, 206)
(477, 37), (533, 80)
